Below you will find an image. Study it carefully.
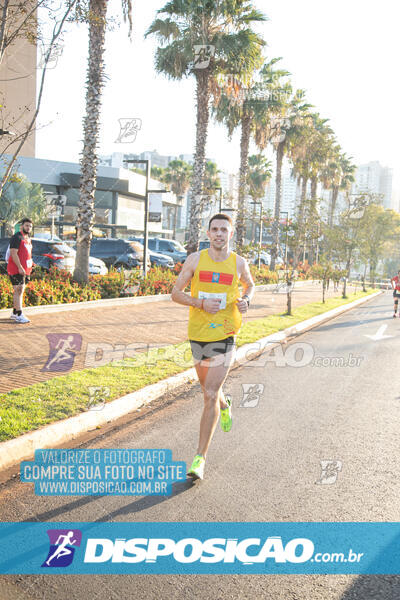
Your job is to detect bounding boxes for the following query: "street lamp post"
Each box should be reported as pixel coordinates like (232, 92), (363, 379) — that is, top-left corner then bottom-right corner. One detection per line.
(123, 158), (169, 277)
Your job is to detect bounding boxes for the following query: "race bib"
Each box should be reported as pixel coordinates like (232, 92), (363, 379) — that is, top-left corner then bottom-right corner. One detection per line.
(26, 259), (33, 268)
(198, 291), (227, 310)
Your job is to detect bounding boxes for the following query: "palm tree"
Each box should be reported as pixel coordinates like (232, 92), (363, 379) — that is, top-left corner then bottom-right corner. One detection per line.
(163, 159), (193, 237)
(263, 87), (311, 270)
(146, 0), (266, 255)
(290, 112), (333, 264)
(73, 0), (132, 284)
(212, 58), (289, 250)
(322, 151), (356, 226)
(247, 153), (272, 239)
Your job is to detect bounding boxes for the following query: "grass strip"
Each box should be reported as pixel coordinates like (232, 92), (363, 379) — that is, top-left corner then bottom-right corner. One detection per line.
(0, 289), (377, 442)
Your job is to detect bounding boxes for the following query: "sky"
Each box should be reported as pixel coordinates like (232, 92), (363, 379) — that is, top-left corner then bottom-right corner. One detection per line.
(36, 0), (400, 191)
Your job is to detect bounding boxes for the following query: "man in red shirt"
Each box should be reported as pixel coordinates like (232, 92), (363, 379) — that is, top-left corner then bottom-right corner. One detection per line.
(7, 218), (33, 324)
(391, 270), (400, 318)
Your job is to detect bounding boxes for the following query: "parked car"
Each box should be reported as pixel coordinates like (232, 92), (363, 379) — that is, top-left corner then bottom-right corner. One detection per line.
(89, 238), (149, 270)
(129, 237), (174, 269)
(147, 237), (187, 264)
(35, 234), (108, 275)
(63, 239), (108, 275)
(199, 240), (210, 250)
(0, 236), (76, 274)
(0, 238), (9, 274)
(250, 251), (284, 266)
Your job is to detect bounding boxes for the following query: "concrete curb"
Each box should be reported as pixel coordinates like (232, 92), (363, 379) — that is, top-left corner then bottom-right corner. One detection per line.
(0, 280), (319, 317)
(0, 290), (381, 474)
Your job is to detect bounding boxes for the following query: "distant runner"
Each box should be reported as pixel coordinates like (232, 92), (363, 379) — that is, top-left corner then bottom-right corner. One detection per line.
(171, 213), (255, 480)
(7, 218), (33, 324)
(391, 269), (400, 317)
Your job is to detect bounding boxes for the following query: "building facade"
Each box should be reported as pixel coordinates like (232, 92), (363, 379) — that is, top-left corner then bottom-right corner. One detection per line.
(353, 161), (393, 210)
(3, 155), (179, 239)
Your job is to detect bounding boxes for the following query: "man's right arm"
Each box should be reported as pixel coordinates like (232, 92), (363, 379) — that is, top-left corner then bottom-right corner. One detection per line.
(171, 253), (202, 308)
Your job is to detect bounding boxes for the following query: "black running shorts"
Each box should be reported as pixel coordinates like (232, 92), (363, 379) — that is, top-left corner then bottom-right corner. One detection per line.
(9, 273), (30, 286)
(190, 336), (236, 362)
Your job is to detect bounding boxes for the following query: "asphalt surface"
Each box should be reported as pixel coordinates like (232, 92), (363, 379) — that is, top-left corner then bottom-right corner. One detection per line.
(1, 290), (400, 599)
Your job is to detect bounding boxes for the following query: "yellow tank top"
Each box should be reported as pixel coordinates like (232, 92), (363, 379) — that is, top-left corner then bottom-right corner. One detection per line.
(188, 249), (242, 342)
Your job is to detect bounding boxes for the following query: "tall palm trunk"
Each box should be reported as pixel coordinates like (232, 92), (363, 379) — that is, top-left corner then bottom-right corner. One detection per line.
(186, 70), (211, 255)
(294, 175), (308, 265)
(328, 185), (339, 226)
(236, 111), (251, 250)
(270, 141), (284, 270)
(74, 0), (107, 283)
(309, 176), (318, 262)
(310, 176), (318, 219)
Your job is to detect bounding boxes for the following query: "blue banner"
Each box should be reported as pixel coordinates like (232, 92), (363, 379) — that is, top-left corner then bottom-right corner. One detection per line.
(0, 522), (400, 574)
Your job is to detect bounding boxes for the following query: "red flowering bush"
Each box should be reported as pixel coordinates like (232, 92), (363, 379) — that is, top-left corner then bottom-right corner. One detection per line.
(0, 277), (13, 309)
(126, 266), (178, 296)
(89, 269), (126, 299)
(250, 264), (279, 284)
(173, 262), (184, 275)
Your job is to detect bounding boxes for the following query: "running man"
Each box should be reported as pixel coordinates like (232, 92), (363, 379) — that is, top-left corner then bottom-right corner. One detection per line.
(391, 269), (400, 317)
(171, 213), (255, 480)
(44, 335), (79, 370)
(46, 531), (77, 566)
(7, 218), (33, 324)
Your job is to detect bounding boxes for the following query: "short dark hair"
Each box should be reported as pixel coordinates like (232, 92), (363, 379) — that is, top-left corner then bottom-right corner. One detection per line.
(208, 213), (233, 230)
(21, 218), (33, 225)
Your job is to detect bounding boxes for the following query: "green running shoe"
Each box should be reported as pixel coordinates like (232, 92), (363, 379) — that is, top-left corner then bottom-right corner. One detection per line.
(187, 455), (205, 480)
(220, 395), (232, 432)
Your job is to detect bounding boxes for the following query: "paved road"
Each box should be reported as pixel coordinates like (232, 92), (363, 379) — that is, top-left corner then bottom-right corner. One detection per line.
(0, 281), (345, 393)
(1, 291), (399, 599)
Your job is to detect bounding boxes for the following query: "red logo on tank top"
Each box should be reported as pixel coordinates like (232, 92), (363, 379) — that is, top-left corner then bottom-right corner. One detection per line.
(199, 271), (233, 285)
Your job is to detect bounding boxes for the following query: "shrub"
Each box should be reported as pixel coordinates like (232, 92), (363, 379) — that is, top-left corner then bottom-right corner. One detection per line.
(250, 264), (279, 285)
(0, 277), (13, 308)
(89, 269), (126, 299)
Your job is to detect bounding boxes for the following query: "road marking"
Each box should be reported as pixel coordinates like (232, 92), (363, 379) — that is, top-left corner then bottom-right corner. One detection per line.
(364, 324), (394, 341)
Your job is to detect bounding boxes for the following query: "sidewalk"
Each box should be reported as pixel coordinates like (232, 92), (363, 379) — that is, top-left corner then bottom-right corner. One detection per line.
(0, 281), (349, 393)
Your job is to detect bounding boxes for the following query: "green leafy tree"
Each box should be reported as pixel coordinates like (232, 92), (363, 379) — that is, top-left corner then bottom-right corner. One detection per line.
(0, 173), (46, 234)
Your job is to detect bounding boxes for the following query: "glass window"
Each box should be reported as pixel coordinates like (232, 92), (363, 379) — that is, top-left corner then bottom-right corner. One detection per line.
(159, 240), (172, 252)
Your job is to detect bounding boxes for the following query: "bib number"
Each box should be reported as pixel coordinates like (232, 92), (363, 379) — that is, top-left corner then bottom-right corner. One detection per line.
(26, 259), (33, 268)
(198, 291), (227, 310)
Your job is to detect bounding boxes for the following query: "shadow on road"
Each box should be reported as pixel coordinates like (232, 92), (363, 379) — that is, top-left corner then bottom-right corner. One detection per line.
(95, 480), (195, 521)
(23, 480), (194, 524)
(340, 532), (400, 599)
(316, 315), (394, 332)
(340, 575), (400, 599)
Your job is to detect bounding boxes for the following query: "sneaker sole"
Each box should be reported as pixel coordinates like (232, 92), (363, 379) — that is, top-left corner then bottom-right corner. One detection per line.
(187, 470), (203, 481)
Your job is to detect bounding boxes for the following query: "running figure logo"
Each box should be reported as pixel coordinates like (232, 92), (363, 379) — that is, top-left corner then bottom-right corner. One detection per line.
(240, 383), (264, 408)
(42, 529), (82, 568)
(43, 333), (82, 372)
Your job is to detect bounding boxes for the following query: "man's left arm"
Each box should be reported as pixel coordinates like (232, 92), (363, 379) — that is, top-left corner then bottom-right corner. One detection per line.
(237, 256), (255, 314)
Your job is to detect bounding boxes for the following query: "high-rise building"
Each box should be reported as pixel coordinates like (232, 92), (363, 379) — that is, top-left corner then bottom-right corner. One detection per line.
(263, 161), (298, 219)
(353, 161), (393, 210)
